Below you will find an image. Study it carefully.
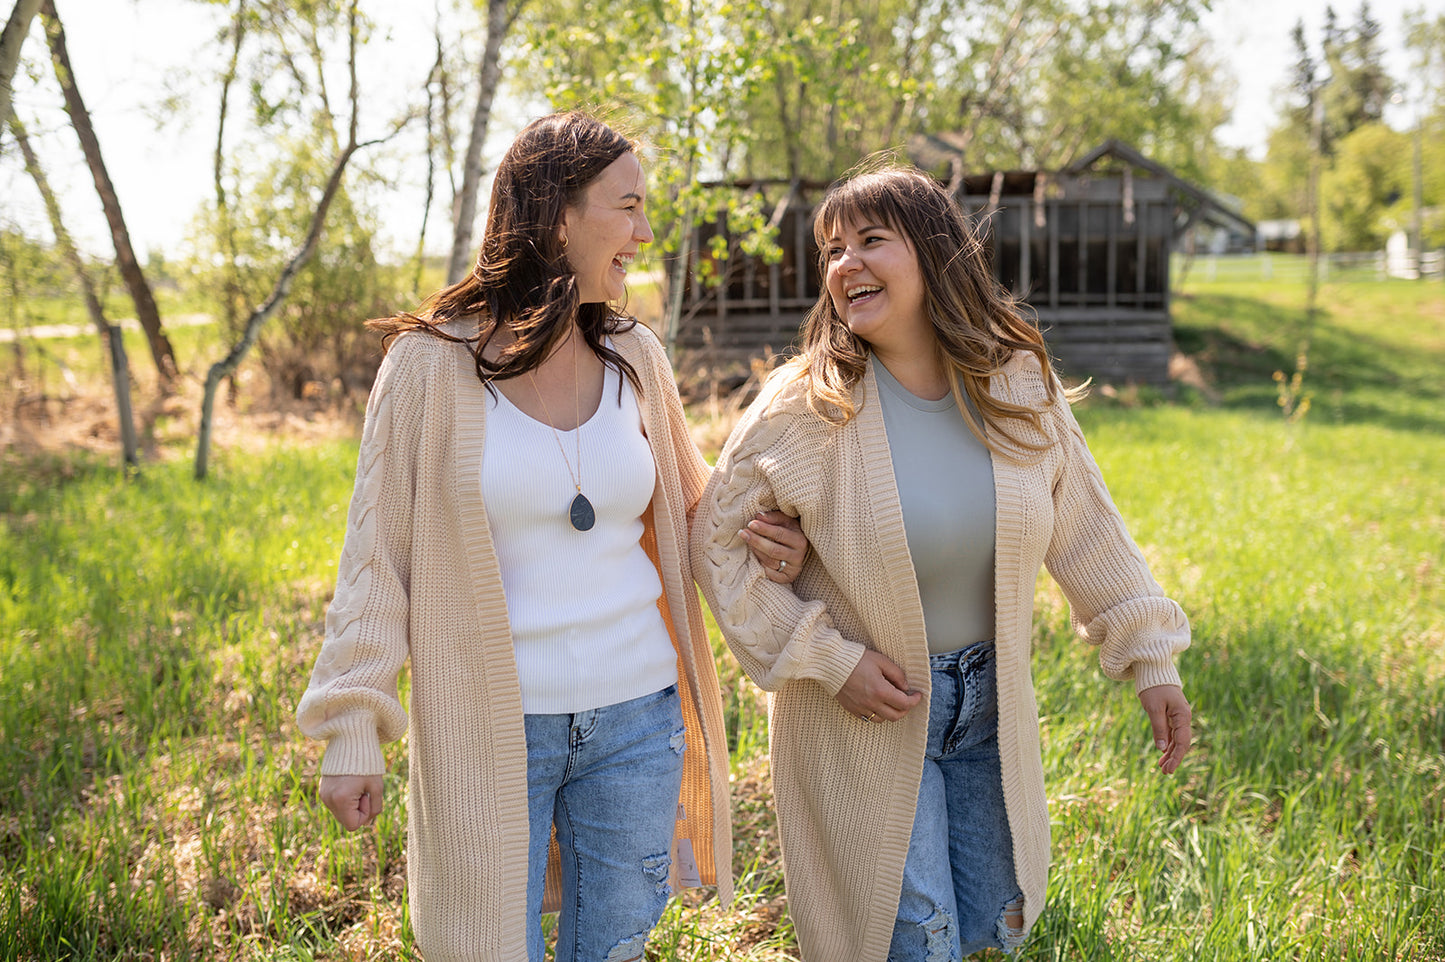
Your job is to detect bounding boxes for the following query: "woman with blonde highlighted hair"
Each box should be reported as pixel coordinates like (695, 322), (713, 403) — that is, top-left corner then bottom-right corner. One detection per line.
(694, 162), (1193, 961)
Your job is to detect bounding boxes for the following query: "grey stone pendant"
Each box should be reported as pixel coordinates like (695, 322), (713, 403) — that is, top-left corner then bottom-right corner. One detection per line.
(569, 492), (595, 532)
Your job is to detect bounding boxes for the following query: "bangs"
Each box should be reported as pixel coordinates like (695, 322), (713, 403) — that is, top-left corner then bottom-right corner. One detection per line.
(813, 173), (912, 247)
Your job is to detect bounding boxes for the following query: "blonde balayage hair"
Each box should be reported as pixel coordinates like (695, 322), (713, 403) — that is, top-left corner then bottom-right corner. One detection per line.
(789, 161), (1065, 459)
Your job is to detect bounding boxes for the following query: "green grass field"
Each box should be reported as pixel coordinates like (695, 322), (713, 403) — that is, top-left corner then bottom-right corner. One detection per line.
(1, 269), (1442, 960)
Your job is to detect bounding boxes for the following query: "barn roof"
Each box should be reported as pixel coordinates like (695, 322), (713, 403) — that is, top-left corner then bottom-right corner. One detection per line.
(1065, 139), (1256, 239)
(909, 136), (1255, 240)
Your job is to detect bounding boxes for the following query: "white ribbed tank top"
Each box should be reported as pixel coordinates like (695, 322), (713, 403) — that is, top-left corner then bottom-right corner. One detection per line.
(482, 358), (678, 713)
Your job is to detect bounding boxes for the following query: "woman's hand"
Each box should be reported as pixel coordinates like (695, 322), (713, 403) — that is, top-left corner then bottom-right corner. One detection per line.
(835, 650), (923, 723)
(1138, 684), (1192, 774)
(741, 510), (809, 584)
(319, 774), (384, 831)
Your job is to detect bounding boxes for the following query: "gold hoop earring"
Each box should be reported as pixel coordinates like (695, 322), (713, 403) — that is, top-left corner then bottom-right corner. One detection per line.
(560, 235), (569, 250)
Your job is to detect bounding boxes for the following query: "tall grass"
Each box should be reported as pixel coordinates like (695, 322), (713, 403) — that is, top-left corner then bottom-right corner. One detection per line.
(1, 273), (1442, 959)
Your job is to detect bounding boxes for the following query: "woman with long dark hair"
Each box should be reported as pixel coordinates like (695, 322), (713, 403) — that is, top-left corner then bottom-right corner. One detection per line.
(298, 111), (806, 962)
(694, 163), (1193, 961)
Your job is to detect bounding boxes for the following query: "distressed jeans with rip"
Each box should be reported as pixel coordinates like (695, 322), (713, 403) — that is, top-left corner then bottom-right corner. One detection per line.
(523, 683), (687, 962)
(889, 641), (1027, 962)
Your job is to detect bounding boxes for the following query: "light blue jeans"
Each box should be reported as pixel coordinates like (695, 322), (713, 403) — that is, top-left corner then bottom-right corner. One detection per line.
(889, 641), (1027, 961)
(522, 684), (687, 962)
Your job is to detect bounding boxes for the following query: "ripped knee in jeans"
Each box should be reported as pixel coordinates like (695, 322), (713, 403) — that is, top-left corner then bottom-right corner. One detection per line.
(919, 904), (958, 962)
(996, 892), (1027, 954)
(603, 932), (648, 962)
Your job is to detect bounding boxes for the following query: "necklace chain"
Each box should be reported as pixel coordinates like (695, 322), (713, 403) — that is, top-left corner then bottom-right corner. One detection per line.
(526, 336), (584, 496)
(525, 335), (598, 535)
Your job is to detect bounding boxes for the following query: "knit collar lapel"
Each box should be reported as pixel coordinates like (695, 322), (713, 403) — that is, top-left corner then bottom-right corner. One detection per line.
(856, 356), (933, 688)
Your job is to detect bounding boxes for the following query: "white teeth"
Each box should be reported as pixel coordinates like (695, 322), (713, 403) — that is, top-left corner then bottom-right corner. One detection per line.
(847, 285), (881, 301)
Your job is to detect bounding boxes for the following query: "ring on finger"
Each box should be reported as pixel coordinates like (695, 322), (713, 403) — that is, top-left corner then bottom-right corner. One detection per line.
(777, 559), (788, 572)
(867, 711), (879, 722)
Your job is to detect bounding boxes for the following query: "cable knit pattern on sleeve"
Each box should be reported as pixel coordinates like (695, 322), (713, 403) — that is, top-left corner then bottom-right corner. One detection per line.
(697, 387), (867, 694)
(296, 339), (423, 776)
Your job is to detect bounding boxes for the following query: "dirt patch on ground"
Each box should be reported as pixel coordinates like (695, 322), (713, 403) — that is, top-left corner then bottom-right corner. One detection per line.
(1, 363), (365, 468)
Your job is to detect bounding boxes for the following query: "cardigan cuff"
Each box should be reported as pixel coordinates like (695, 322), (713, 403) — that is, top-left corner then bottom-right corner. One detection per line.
(1133, 661), (1183, 695)
(805, 634), (869, 696)
(316, 712), (388, 777)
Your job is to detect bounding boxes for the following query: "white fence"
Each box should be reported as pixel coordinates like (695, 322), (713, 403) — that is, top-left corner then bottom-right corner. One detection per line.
(1176, 250), (1445, 284)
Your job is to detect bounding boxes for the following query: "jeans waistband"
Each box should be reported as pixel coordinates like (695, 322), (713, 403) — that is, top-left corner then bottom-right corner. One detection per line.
(928, 638), (995, 670)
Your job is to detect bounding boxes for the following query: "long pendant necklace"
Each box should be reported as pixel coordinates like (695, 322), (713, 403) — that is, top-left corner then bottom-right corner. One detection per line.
(526, 337), (596, 532)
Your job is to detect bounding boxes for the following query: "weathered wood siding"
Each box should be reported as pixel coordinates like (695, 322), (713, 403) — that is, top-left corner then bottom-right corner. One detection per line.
(961, 177), (1175, 383)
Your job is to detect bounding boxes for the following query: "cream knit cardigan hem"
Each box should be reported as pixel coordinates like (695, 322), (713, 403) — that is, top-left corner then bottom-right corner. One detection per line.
(298, 322), (732, 962)
(692, 352), (1190, 962)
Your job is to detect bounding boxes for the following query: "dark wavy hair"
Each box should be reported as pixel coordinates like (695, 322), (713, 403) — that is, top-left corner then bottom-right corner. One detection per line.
(373, 111), (641, 390)
(787, 160), (1065, 458)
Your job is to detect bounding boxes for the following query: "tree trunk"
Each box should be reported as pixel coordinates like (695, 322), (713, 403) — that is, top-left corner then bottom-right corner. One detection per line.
(214, 0), (246, 372)
(10, 113), (139, 468)
(0, 0), (43, 128)
(445, 0), (517, 284)
(40, 0), (177, 387)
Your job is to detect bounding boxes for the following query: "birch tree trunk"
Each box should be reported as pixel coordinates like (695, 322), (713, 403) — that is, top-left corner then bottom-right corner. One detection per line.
(11, 113), (139, 468)
(40, 0), (177, 387)
(445, 0), (520, 284)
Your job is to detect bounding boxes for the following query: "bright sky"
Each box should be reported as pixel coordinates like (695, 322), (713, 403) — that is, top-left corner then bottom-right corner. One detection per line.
(1202, 0), (1430, 154)
(3, 0), (1438, 260)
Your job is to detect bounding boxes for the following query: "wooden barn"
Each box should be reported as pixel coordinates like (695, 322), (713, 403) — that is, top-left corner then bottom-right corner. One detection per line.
(669, 140), (1254, 384)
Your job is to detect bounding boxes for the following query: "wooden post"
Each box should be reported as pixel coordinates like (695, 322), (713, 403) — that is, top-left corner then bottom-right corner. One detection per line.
(1106, 199), (1117, 310)
(106, 325), (139, 468)
(1018, 198), (1031, 299)
(1048, 200), (1059, 309)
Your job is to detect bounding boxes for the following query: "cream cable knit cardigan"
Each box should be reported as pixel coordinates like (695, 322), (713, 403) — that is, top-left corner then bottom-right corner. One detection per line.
(692, 352), (1189, 962)
(297, 322), (732, 962)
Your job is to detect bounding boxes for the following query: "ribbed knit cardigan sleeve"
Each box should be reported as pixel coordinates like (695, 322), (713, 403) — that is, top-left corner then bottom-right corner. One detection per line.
(296, 338), (426, 776)
(1040, 377), (1190, 692)
(692, 381), (868, 695)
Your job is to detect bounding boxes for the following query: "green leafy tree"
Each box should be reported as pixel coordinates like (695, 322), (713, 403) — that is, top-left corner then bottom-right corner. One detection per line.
(1212, 148), (1276, 224)
(1319, 122), (1409, 249)
(1254, 124), (1312, 223)
(190, 0), (410, 478)
(1260, 6), (1423, 250)
(1021, 0), (1222, 176)
(186, 0), (410, 403)
(188, 134), (394, 399)
(717, 0), (1225, 178)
